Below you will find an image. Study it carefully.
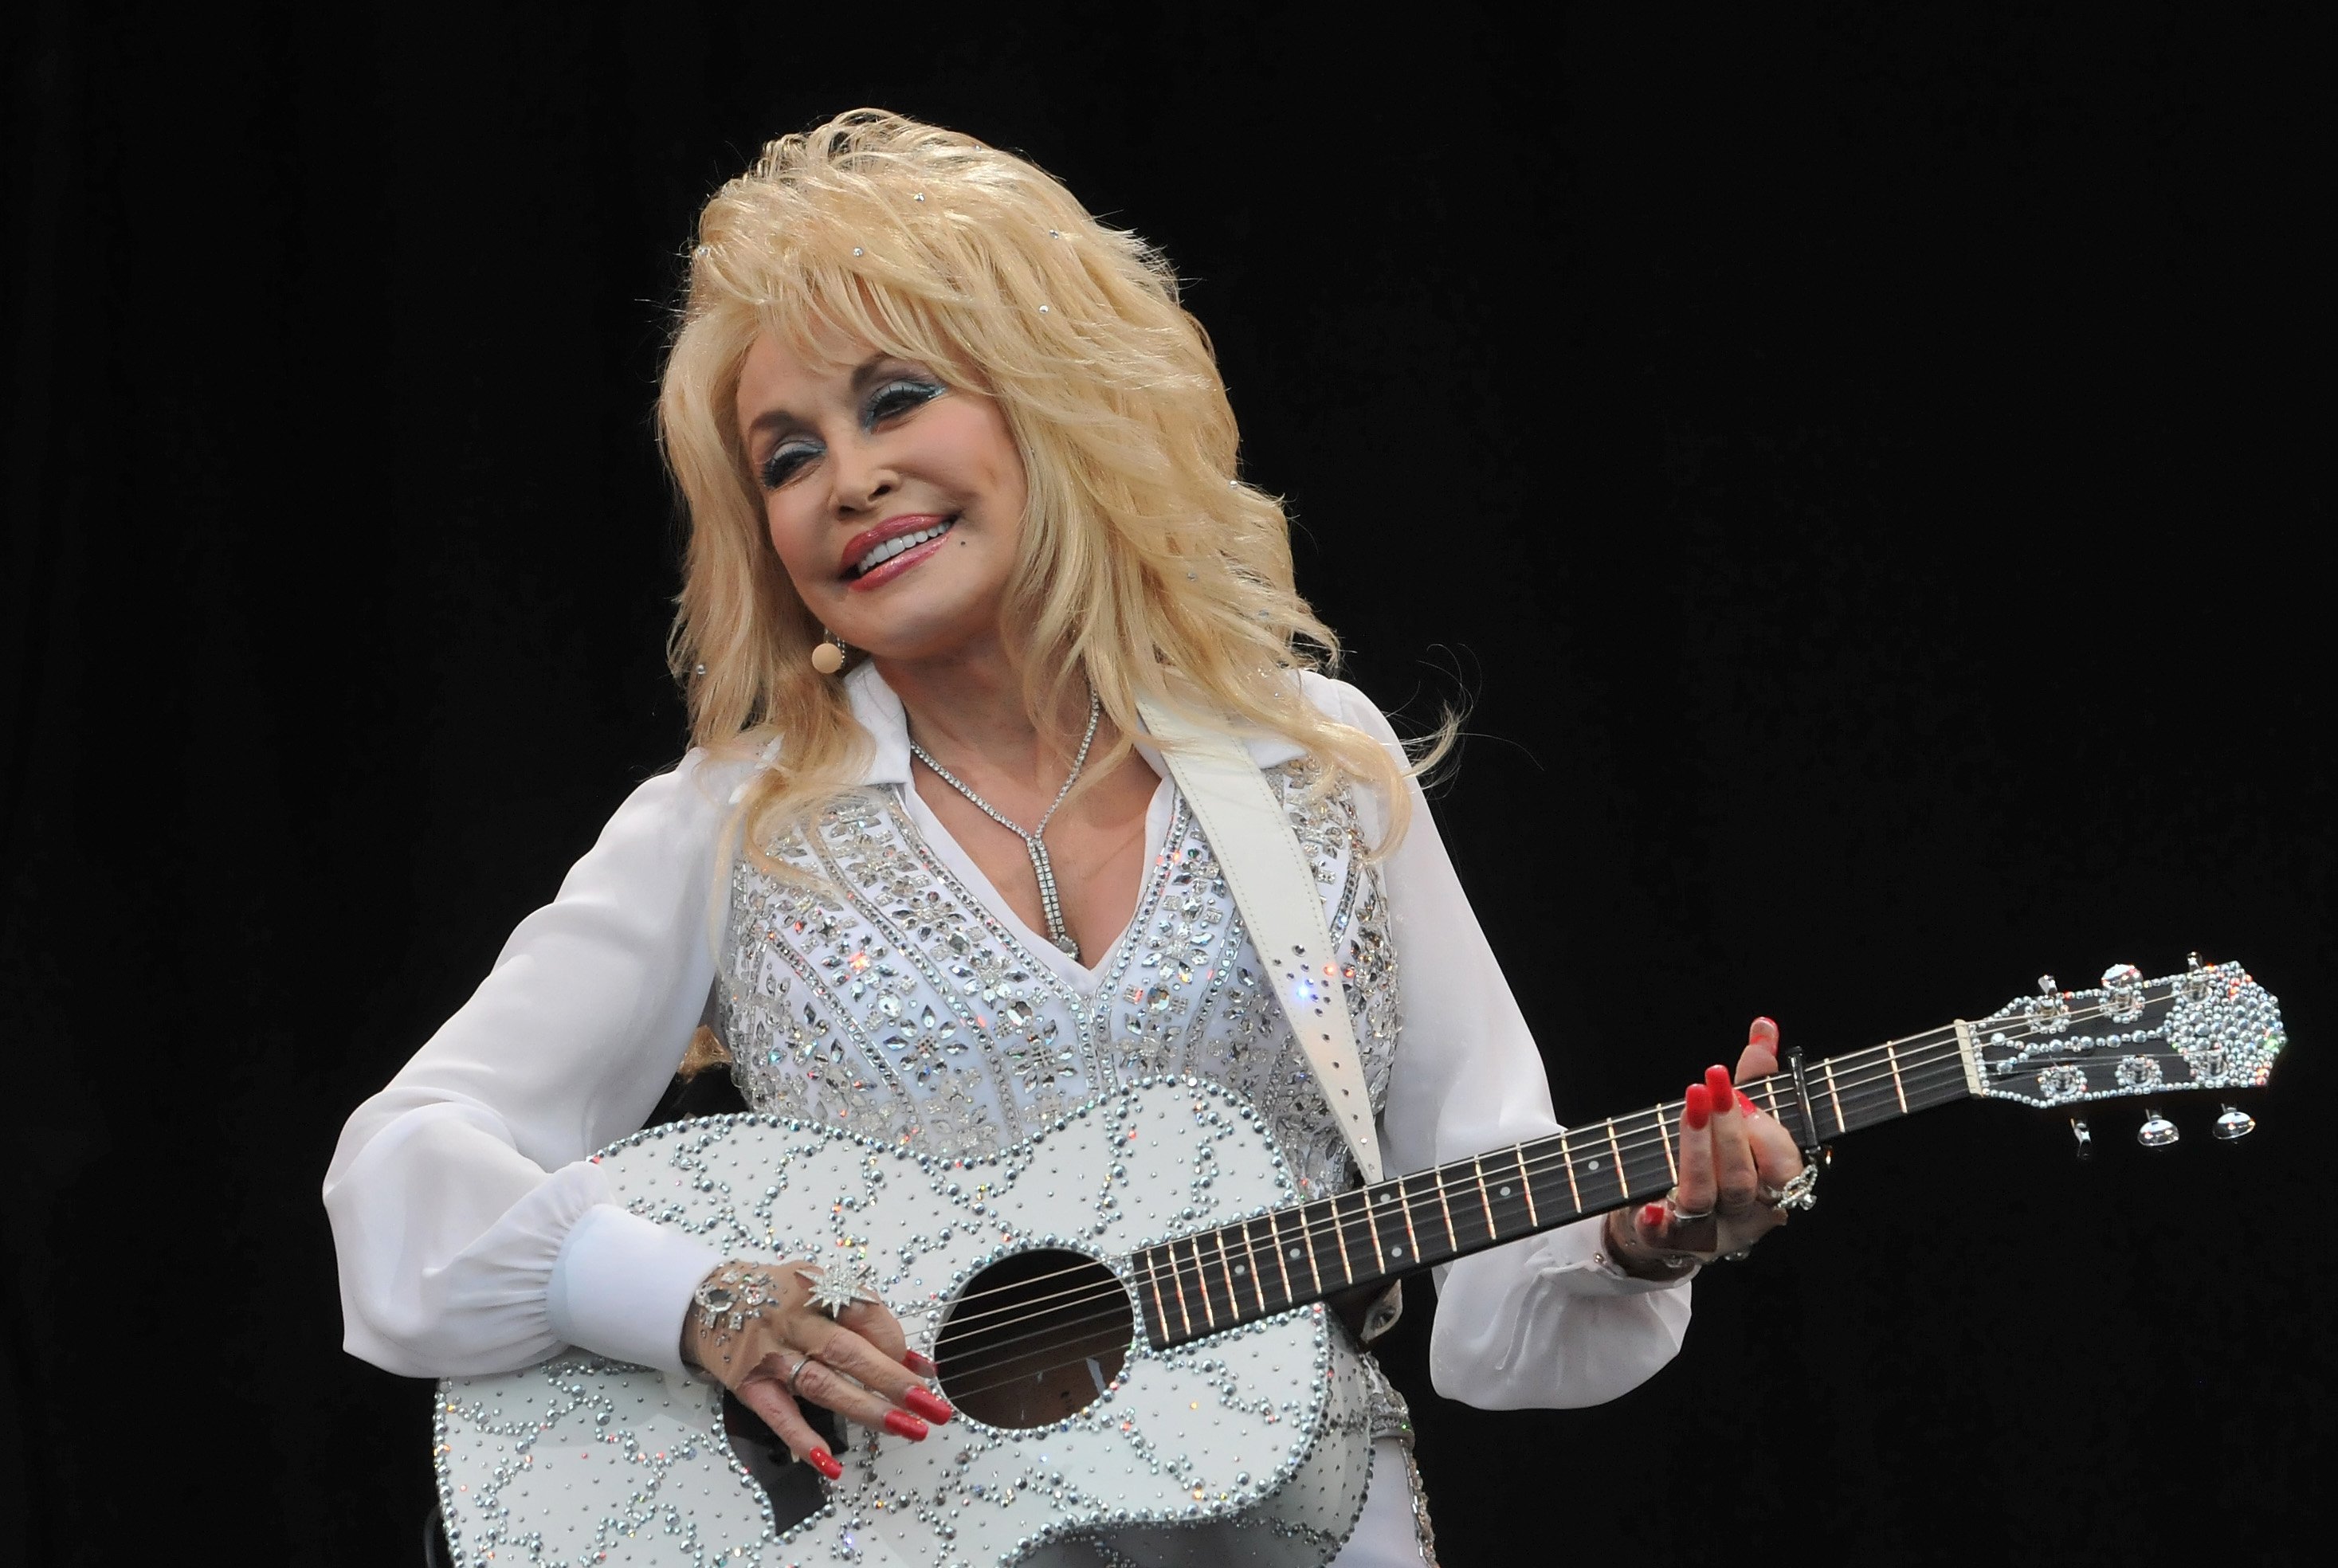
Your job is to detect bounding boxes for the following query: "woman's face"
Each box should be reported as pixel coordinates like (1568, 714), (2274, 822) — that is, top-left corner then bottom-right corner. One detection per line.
(736, 329), (1028, 668)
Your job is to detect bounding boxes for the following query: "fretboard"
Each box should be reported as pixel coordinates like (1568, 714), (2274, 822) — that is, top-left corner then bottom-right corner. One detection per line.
(1133, 1029), (1973, 1349)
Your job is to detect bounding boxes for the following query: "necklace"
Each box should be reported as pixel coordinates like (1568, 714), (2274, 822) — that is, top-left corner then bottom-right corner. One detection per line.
(908, 690), (1104, 959)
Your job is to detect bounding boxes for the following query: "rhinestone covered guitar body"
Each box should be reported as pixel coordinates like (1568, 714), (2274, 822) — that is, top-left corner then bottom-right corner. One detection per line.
(435, 1078), (1375, 1567)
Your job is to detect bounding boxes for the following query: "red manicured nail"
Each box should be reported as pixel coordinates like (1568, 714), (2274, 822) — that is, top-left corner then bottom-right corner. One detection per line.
(885, 1409), (930, 1441)
(1752, 1016), (1778, 1037)
(1736, 1089), (1757, 1115)
(1684, 1084), (1712, 1130)
(1639, 1201), (1669, 1234)
(903, 1350), (938, 1377)
(808, 1446), (843, 1481)
(902, 1387), (953, 1424)
(1706, 1065), (1735, 1107)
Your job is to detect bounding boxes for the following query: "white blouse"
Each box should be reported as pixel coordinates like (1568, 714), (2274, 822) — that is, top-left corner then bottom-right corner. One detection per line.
(325, 665), (1691, 1541)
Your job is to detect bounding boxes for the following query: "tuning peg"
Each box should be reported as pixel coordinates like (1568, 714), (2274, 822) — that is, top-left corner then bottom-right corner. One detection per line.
(2069, 1118), (2093, 1160)
(2136, 1108), (2179, 1148)
(2213, 1104), (2258, 1140)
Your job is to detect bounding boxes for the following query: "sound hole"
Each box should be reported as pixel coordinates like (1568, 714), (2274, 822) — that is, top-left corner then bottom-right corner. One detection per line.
(933, 1248), (1132, 1429)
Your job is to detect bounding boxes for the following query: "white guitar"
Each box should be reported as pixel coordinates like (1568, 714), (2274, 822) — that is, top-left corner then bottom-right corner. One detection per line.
(433, 955), (2285, 1566)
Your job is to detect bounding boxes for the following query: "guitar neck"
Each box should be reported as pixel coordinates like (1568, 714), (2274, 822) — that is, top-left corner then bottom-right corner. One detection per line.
(1134, 1026), (1975, 1350)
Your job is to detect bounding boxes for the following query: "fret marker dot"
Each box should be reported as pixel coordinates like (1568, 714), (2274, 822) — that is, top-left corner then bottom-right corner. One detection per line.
(1391, 1245), (1404, 1257)
(1288, 1247), (1301, 1260)
(1498, 1185), (1512, 1197)
(1233, 1263), (1246, 1275)
(1587, 1158), (1602, 1170)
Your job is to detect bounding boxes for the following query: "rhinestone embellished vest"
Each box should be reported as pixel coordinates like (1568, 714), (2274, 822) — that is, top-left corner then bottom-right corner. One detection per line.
(715, 760), (1399, 1203)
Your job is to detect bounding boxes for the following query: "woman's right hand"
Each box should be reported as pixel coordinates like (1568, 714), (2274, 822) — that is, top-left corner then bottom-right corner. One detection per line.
(681, 1259), (952, 1481)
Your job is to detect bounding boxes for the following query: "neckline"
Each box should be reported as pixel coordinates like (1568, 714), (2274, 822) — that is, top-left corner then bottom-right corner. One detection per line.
(895, 772), (1175, 995)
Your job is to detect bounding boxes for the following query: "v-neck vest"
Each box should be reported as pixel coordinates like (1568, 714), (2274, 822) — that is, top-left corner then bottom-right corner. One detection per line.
(716, 759), (1399, 1201)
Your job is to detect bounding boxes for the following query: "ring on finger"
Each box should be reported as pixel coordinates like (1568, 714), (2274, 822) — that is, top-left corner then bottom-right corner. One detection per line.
(1665, 1188), (1715, 1225)
(785, 1349), (818, 1397)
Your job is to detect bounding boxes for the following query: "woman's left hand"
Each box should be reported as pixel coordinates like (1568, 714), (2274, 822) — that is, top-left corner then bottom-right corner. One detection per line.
(1603, 1017), (1807, 1276)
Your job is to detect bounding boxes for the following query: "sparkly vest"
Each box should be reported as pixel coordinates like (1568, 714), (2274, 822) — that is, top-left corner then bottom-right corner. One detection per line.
(715, 761), (1398, 1202)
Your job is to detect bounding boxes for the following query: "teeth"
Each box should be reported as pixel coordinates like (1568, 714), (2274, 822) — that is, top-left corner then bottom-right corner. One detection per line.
(854, 519), (954, 575)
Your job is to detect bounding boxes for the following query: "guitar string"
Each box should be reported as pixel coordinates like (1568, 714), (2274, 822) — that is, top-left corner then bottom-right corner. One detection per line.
(929, 1051), (1995, 1358)
(924, 993), (2184, 1332)
(930, 1059), (1978, 1390)
(934, 1037), (2181, 1391)
(926, 1060), (2001, 1390)
(939, 1027), (2179, 1370)
(927, 992), (2227, 1380)
(936, 992), (2158, 1327)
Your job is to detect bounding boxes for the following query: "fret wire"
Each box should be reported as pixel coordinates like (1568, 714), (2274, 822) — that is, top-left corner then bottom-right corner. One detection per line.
(1266, 1210), (1294, 1307)
(1390, 1182), (1420, 1268)
(1885, 1043), (1908, 1115)
(1211, 1231), (1237, 1324)
(1192, 1237), (1217, 1331)
(1144, 1252), (1170, 1343)
(1559, 1129), (1583, 1211)
(1362, 1188), (1388, 1273)
(1822, 1056), (1844, 1135)
(1171, 1243), (1194, 1338)
(1329, 1193), (1356, 1284)
(1515, 1145), (1540, 1229)
(1432, 1166), (1459, 1254)
(1604, 1121), (1629, 1204)
(1239, 1220), (1266, 1315)
(1657, 1103), (1678, 1186)
(1472, 1155), (1497, 1243)
(1302, 1201), (1326, 1295)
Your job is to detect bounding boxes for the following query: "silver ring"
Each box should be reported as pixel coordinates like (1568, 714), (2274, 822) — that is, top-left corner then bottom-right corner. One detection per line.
(785, 1350), (817, 1397)
(1666, 1192), (1716, 1225)
(1761, 1166), (1819, 1212)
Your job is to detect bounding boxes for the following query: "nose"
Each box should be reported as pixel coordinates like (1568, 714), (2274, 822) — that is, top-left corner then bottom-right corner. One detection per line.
(827, 435), (897, 516)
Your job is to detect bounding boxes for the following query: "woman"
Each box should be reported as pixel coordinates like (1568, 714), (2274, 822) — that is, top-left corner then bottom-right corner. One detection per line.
(326, 110), (1806, 1565)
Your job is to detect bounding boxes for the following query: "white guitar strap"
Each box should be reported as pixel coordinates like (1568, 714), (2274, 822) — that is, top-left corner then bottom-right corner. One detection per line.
(1136, 696), (1384, 1185)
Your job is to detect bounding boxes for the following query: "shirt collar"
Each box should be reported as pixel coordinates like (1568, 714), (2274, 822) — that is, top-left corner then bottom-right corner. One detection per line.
(844, 661), (915, 786)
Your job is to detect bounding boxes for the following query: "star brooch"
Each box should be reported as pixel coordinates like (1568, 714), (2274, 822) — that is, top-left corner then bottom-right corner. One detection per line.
(794, 1257), (882, 1318)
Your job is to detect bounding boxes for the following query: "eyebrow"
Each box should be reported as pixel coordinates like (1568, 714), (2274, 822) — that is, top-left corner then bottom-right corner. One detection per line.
(740, 355), (909, 447)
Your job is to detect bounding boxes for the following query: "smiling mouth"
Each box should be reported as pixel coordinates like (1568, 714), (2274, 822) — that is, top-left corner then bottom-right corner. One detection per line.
(851, 515), (957, 578)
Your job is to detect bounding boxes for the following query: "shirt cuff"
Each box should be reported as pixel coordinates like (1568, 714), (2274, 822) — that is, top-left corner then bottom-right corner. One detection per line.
(1540, 1214), (1699, 1296)
(546, 1203), (727, 1374)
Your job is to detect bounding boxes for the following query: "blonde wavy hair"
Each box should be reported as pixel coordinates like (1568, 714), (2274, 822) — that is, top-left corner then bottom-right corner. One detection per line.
(660, 109), (1442, 860)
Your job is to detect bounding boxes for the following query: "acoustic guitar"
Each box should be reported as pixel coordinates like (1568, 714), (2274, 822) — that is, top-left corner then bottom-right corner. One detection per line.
(433, 955), (2284, 1566)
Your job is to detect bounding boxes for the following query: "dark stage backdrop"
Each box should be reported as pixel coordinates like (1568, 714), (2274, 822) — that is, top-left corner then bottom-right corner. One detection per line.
(4, 4), (2330, 1562)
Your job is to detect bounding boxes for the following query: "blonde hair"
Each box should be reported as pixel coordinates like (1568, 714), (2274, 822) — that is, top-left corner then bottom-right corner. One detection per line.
(659, 109), (1442, 858)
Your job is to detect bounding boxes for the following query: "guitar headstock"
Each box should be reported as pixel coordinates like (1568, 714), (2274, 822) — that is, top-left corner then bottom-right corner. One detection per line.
(1966, 955), (2285, 1143)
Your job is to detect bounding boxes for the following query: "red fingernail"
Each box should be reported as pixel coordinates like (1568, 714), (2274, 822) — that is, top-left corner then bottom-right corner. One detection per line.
(903, 1387), (953, 1424)
(1706, 1065), (1735, 1107)
(1684, 1084), (1712, 1130)
(903, 1350), (938, 1377)
(1752, 1016), (1777, 1036)
(809, 1447), (843, 1481)
(1639, 1201), (1669, 1233)
(885, 1409), (930, 1441)
(1736, 1089), (1757, 1115)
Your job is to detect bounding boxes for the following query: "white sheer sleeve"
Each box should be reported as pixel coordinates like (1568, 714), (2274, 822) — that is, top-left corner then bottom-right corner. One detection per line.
(1305, 675), (1692, 1410)
(324, 752), (750, 1378)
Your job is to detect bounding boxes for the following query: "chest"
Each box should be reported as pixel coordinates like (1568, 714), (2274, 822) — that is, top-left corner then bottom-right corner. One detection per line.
(911, 752), (1159, 964)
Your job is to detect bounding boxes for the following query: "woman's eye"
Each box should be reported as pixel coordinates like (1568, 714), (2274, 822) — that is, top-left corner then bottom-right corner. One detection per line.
(760, 442), (818, 489)
(865, 378), (945, 425)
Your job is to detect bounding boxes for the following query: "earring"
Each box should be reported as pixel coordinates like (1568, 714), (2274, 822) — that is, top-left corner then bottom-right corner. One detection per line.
(810, 629), (846, 675)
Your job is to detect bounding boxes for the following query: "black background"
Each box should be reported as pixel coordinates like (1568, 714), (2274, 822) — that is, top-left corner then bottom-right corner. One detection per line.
(4, 3), (2331, 1562)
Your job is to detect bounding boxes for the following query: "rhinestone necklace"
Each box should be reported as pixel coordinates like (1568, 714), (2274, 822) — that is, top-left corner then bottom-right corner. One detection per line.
(907, 690), (1103, 959)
